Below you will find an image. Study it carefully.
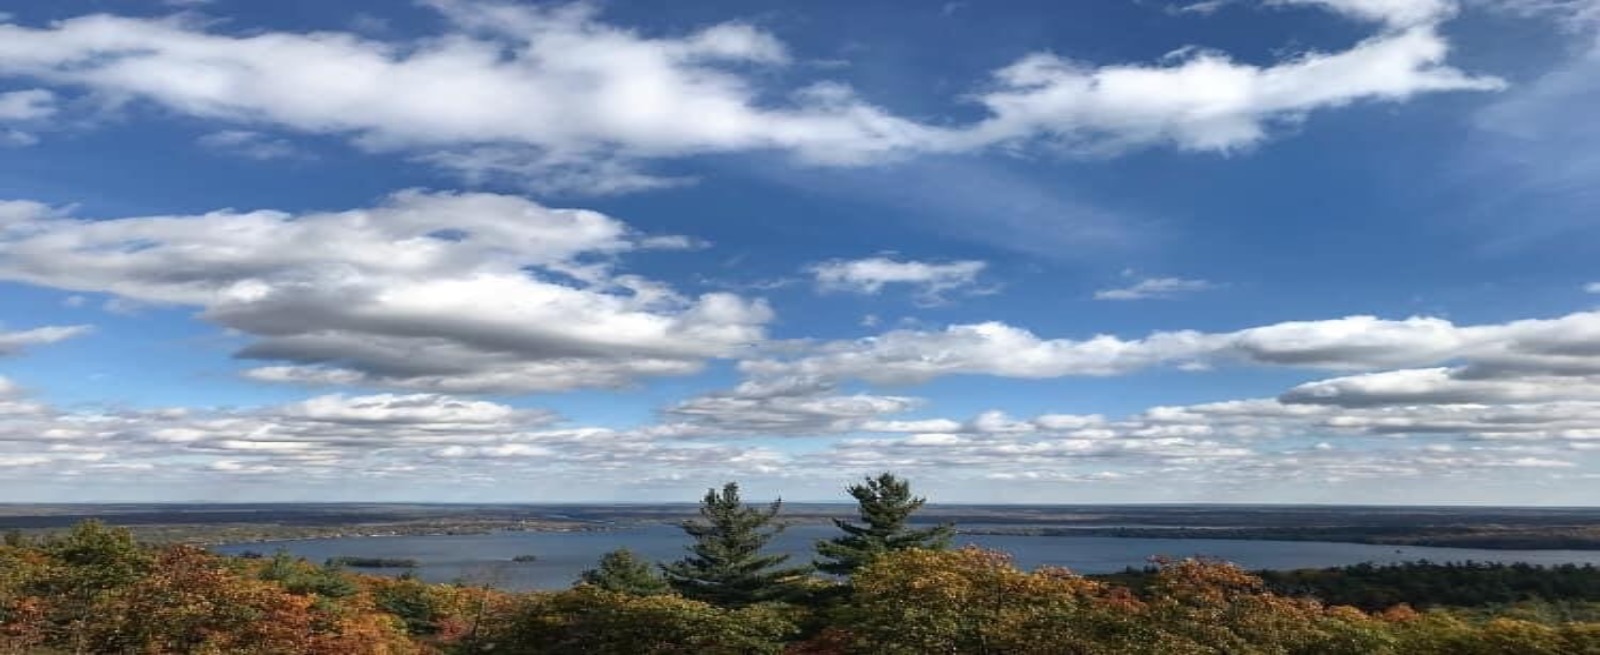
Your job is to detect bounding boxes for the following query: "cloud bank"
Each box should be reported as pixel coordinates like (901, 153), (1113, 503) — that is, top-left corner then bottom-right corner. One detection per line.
(0, 0), (1499, 192)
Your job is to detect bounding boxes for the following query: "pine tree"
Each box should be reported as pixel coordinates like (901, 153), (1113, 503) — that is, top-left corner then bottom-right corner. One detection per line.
(661, 482), (811, 607)
(814, 472), (954, 576)
(579, 548), (670, 595)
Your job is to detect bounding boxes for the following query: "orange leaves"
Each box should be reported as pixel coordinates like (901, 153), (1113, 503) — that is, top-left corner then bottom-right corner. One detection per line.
(1379, 603), (1422, 622)
(841, 549), (1419, 654)
(0, 532), (425, 654)
(7, 519), (1600, 654)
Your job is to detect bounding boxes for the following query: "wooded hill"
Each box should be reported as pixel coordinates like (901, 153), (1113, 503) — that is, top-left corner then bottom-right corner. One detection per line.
(4, 475), (1599, 654)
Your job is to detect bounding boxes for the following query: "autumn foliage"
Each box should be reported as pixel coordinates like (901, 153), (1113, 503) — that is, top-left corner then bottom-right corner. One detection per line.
(6, 520), (1600, 654)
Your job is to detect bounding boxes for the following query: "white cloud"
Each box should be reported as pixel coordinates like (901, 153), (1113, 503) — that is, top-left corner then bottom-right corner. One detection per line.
(858, 418), (966, 433)
(0, 191), (770, 392)
(744, 309), (1600, 384)
(809, 257), (987, 304)
(2, 337), (1596, 499)
(943, 18), (1500, 155)
(1315, 401), (1600, 439)
(1094, 276), (1216, 300)
(196, 130), (302, 160)
(0, 89), (52, 120)
(1173, 1), (1237, 16)
(0, 5), (928, 193)
(1483, 0), (1600, 30)
(419, 146), (694, 195)
(0, 1), (1498, 192)
(1270, 0), (1457, 28)
(664, 377), (920, 435)
(0, 199), (58, 223)
(1175, 0), (1454, 23)
(0, 385), (804, 493)
(0, 325), (92, 356)
(1588, 282), (1600, 293)
(0, 89), (54, 146)
(285, 393), (530, 425)
(802, 383), (1600, 495)
(1282, 367), (1600, 406)
(743, 321), (1221, 383)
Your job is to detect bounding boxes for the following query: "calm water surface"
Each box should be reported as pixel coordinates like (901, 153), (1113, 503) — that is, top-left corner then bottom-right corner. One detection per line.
(212, 524), (1600, 591)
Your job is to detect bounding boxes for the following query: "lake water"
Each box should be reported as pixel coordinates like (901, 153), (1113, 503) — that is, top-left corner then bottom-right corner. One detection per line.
(211, 524), (1600, 591)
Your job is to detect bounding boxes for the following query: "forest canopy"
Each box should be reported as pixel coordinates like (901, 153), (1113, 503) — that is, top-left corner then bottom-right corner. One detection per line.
(3, 474), (1599, 654)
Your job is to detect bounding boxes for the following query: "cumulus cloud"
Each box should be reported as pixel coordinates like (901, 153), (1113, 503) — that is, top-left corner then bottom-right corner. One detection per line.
(743, 309), (1600, 385)
(942, 13), (1499, 155)
(0, 325), (92, 356)
(2, 345), (1593, 499)
(1125, 387), (1600, 442)
(664, 376), (920, 435)
(0, 386), (800, 493)
(809, 257), (987, 304)
(688, 302), (1600, 495)
(742, 321), (1215, 383)
(1094, 276), (1216, 300)
(820, 425), (1257, 480)
(1282, 367), (1600, 406)
(0, 1), (1497, 191)
(798, 383), (1599, 496)
(0, 4), (929, 193)
(0, 191), (770, 392)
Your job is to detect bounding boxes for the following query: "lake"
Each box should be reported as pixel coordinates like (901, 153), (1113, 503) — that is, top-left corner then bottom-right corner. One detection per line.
(211, 524), (1600, 591)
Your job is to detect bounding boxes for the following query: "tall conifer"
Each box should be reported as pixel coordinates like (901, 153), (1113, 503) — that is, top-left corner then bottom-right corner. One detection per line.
(661, 482), (810, 606)
(815, 472), (953, 576)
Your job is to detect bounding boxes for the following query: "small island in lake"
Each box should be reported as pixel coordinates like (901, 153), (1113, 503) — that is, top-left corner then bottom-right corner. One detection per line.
(325, 556), (419, 569)
(511, 554), (539, 562)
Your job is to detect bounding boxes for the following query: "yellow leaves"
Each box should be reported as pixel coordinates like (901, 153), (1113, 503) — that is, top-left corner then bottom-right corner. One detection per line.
(473, 585), (798, 654)
(843, 547), (1127, 654)
(7, 521), (1600, 654)
(844, 550), (1433, 654)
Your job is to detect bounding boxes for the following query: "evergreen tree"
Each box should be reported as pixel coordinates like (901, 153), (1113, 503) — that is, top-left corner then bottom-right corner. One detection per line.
(579, 548), (670, 596)
(815, 472), (954, 576)
(661, 482), (811, 607)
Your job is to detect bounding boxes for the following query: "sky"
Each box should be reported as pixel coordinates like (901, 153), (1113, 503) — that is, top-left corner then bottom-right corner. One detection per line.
(0, 0), (1598, 504)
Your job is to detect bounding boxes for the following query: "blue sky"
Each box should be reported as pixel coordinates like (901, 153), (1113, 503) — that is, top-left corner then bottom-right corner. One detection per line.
(1, 0), (1598, 503)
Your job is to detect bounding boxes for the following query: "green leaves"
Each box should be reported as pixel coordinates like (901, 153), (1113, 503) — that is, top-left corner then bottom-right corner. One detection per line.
(486, 586), (797, 654)
(815, 472), (954, 576)
(580, 548), (671, 596)
(661, 482), (812, 607)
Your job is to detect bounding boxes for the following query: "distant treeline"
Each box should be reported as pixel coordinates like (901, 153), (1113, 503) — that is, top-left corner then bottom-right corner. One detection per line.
(8, 476), (1600, 654)
(325, 556), (420, 569)
(964, 525), (1600, 549)
(1098, 561), (1600, 611)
